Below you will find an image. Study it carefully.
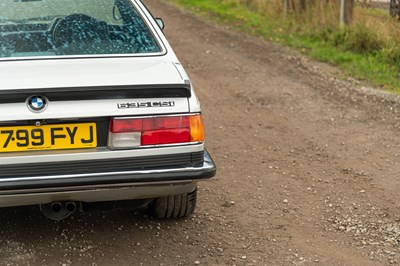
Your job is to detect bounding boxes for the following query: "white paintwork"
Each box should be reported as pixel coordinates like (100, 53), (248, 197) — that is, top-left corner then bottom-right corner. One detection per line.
(0, 0), (209, 207)
(0, 0), (201, 121)
(0, 0), (201, 144)
(173, 63), (202, 113)
(0, 97), (189, 122)
(0, 59), (183, 90)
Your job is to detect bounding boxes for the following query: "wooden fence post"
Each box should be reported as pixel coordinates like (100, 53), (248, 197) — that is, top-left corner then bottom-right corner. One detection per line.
(284, 0), (289, 17)
(340, 0), (353, 28)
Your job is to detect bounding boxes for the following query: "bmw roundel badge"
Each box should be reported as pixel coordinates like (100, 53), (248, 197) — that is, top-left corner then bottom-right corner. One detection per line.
(26, 95), (48, 113)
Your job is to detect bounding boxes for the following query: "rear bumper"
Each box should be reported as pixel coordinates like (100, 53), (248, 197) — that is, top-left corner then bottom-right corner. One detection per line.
(0, 150), (216, 207)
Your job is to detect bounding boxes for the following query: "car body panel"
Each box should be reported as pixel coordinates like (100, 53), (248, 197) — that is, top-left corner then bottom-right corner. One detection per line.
(0, 181), (198, 208)
(0, 150), (216, 208)
(0, 0), (216, 212)
(0, 97), (189, 121)
(0, 59), (183, 90)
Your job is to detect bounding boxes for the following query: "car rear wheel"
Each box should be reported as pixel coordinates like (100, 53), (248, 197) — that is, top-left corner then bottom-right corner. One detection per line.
(150, 188), (197, 219)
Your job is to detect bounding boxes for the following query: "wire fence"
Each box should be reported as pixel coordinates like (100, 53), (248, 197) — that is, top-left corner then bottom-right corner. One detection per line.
(357, 0), (400, 26)
(281, 0), (397, 27)
(360, 0), (400, 18)
(368, 0), (391, 9)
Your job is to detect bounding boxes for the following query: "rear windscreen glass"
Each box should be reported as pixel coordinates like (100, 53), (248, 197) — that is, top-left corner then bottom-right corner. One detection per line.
(0, 0), (161, 58)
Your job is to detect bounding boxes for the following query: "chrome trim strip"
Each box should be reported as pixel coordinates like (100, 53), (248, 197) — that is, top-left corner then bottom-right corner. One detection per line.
(108, 141), (203, 150)
(130, 0), (167, 56)
(0, 179), (204, 195)
(0, 52), (168, 62)
(0, 144), (204, 165)
(0, 182), (199, 207)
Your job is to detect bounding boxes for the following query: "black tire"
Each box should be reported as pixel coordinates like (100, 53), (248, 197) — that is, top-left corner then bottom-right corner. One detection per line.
(151, 188), (197, 219)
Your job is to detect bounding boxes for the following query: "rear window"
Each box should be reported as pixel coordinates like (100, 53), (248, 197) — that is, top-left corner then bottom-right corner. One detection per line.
(0, 0), (161, 58)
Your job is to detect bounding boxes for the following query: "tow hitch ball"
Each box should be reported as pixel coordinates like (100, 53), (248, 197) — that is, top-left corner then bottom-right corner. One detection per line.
(40, 201), (81, 220)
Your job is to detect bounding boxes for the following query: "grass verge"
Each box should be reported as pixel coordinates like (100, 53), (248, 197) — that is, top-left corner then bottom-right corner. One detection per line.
(168, 0), (400, 92)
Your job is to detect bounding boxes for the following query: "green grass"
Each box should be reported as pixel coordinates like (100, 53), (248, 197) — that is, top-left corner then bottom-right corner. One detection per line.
(168, 0), (400, 91)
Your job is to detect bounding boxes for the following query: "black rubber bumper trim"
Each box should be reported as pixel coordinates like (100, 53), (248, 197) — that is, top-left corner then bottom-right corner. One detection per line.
(0, 83), (191, 104)
(0, 150), (216, 192)
(0, 151), (204, 178)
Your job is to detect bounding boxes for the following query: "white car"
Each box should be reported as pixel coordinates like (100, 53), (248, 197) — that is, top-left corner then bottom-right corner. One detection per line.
(0, 0), (216, 220)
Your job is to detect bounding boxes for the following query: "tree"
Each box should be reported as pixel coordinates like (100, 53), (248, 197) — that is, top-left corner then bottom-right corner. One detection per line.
(287, 0), (316, 13)
(340, 0), (354, 26)
(344, 0), (354, 24)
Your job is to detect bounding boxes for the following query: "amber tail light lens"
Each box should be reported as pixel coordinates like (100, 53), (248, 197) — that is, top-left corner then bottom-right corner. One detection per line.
(109, 114), (205, 148)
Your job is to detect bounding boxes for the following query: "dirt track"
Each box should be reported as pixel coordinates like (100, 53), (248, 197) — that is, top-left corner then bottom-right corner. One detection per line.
(2, 0), (400, 265)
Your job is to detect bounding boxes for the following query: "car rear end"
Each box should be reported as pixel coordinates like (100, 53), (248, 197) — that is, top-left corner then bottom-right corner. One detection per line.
(0, 0), (216, 219)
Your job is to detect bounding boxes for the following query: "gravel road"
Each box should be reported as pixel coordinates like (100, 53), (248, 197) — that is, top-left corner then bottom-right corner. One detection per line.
(2, 0), (400, 265)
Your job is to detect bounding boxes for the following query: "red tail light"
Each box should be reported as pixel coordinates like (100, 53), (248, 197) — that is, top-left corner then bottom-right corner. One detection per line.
(142, 128), (190, 145)
(109, 114), (204, 148)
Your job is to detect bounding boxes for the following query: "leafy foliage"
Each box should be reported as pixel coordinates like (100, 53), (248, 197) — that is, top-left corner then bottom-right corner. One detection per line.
(170, 0), (400, 91)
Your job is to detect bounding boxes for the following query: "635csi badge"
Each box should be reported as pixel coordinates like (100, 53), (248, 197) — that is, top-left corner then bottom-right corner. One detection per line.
(118, 101), (175, 109)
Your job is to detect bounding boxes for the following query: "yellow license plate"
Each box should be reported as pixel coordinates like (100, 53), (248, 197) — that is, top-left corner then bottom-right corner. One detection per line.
(0, 123), (97, 153)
